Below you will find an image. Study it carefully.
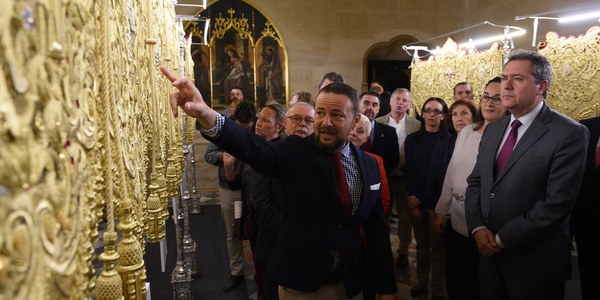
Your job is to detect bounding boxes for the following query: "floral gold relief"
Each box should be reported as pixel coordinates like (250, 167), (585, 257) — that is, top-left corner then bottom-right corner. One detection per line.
(411, 38), (503, 111)
(1, 0), (184, 299)
(539, 26), (600, 120)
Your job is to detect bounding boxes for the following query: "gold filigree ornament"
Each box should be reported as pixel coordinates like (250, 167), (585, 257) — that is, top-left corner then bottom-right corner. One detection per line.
(212, 8), (253, 41)
(1, 208), (37, 300)
(117, 197), (147, 300)
(411, 38), (502, 110)
(539, 26), (600, 119)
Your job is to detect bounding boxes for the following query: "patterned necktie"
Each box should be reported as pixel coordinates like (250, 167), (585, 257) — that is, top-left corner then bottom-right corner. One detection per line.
(495, 119), (522, 178)
(331, 151), (352, 219)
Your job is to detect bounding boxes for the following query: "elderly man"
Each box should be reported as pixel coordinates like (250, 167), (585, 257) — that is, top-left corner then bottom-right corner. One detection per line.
(376, 87), (421, 272)
(284, 102), (314, 138)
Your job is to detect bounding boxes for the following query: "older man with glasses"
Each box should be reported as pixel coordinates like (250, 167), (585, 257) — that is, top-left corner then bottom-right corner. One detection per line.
(284, 102), (315, 138)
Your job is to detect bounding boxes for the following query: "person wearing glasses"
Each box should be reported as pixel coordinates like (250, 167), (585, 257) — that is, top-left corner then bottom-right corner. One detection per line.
(466, 50), (588, 300)
(283, 102), (315, 138)
(403, 97), (450, 300)
(245, 102), (287, 300)
(162, 65), (397, 299)
(432, 77), (508, 300)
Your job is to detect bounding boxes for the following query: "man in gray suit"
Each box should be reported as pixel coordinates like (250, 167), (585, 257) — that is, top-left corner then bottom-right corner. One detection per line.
(465, 49), (589, 300)
(376, 88), (420, 271)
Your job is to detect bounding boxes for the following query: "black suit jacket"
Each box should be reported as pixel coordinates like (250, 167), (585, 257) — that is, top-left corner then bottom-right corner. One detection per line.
(571, 117), (600, 234)
(365, 122), (399, 176)
(204, 118), (396, 297)
(248, 166), (285, 263)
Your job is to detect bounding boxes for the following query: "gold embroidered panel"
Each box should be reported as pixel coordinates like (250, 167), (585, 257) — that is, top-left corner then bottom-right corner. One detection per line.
(0, 0), (189, 299)
(410, 39), (503, 112)
(539, 26), (600, 120)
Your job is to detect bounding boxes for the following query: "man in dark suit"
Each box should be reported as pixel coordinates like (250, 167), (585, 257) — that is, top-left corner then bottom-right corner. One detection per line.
(465, 49), (589, 300)
(571, 116), (600, 300)
(160, 66), (397, 299)
(358, 91), (399, 176)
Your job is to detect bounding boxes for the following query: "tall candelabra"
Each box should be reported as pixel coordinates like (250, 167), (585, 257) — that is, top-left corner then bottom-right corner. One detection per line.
(170, 192), (192, 300)
(189, 142), (203, 215)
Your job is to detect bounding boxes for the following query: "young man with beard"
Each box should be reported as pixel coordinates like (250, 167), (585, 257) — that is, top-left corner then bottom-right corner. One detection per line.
(161, 66), (396, 300)
(358, 91), (399, 176)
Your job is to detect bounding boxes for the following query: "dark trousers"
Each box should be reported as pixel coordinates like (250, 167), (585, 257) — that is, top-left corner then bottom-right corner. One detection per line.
(445, 225), (479, 300)
(478, 253), (565, 300)
(575, 231), (599, 300)
(250, 237), (266, 298)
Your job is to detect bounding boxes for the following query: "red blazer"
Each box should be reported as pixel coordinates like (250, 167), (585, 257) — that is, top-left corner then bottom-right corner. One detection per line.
(366, 152), (391, 216)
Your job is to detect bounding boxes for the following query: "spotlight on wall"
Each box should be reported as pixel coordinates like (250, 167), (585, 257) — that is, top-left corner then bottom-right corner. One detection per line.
(558, 10), (600, 23)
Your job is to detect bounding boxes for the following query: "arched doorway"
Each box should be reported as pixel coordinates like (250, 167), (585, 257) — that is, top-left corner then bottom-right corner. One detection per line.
(363, 35), (418, 93)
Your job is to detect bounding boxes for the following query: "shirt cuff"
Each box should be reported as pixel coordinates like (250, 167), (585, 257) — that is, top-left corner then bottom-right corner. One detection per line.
(196, 114), (225, 137)
(471, 226), (486, 236)
(495, 234), (505, 248)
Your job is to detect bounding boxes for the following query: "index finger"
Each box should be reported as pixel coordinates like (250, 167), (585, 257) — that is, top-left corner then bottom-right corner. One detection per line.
(160, 66), (177, 82)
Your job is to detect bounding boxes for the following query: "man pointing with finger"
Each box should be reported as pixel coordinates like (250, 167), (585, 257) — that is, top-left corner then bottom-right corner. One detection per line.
(160, 66), (397, 300)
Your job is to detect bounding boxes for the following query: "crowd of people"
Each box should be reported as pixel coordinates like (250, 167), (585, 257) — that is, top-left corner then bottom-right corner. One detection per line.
(161, 48), (598, 300)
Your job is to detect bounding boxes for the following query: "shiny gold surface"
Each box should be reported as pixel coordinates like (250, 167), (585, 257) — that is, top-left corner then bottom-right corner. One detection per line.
(411, 38), (503, 110)
(539, 26), (600, 120)
(0, 0), (185, 298)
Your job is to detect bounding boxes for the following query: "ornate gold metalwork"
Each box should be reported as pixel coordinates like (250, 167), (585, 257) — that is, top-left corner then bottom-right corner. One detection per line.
(211, 8), (253, 41)
(539, 26), (600, 120)
(1, 0), (184, 299)
(411, 38), (503, 111)
(117, 198), (147, 300)
(96, 232), (124, 300)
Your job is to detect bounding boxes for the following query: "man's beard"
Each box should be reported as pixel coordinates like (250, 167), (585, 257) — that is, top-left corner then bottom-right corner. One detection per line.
(314, 135), (346, 153)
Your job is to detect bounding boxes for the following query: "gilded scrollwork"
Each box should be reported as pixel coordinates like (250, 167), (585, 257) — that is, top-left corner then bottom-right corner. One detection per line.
(1, 0), (184, 299)
(212, 8), (252, 41)
(539, 26), (600, 120)
(411, 38), (502, 111)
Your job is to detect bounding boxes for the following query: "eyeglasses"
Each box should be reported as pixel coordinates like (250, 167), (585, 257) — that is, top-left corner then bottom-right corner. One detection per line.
(480, 95), (502, 104)
(287, 116), (314, 125)
(422, 109), (443, 115)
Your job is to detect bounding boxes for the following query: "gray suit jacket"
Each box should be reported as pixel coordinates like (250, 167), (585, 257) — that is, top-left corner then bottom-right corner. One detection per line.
(465, 103), (588, 281)
(376, 113), (421, 176)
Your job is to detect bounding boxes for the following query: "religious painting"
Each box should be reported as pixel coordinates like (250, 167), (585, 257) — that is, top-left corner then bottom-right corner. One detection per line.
(211, 29), (255, 107)
(190, 40), (211, 107)
(256, 35), (285, 107)
(189, 0), (288, 111)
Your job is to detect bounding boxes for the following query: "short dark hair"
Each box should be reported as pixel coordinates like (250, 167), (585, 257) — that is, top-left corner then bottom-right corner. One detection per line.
(233, 101), (256, 123)
(504, 49), (552, 97)
(318, 72), (345, 88)
(359, 91), (380, 101)
(453, 82), (471, 95)
(318, 82), (359, 116)
(230, 86), (244, 95)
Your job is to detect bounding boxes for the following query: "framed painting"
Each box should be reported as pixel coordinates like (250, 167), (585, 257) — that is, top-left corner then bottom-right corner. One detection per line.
(256, 36), (285, 107)
(211, 29), (255, 108)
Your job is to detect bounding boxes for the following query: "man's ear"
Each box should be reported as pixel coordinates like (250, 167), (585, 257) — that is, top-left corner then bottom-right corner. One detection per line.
(538, 80), (549, 95)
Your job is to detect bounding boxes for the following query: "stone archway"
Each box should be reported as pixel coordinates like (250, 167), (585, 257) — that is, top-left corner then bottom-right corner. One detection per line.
(362, 35), (418, 93)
